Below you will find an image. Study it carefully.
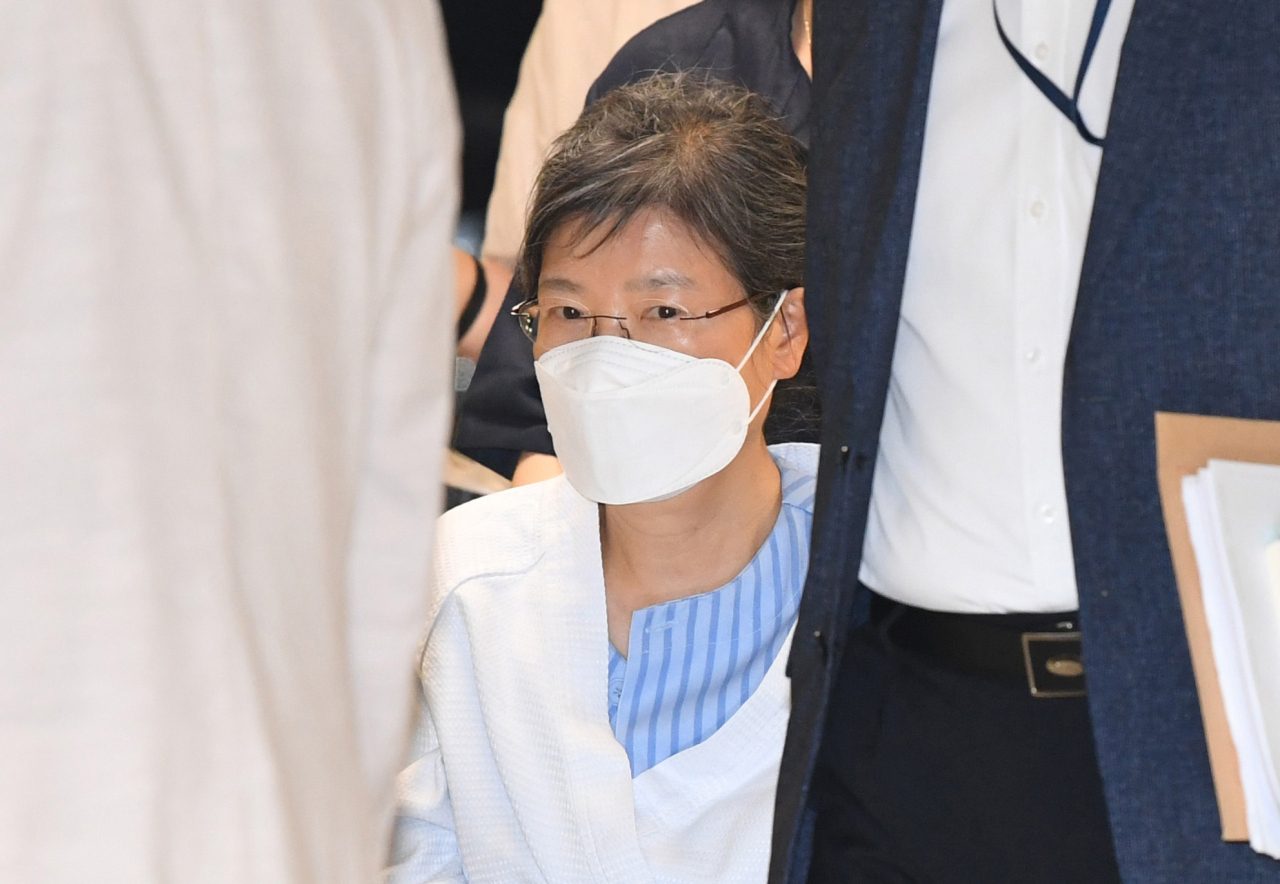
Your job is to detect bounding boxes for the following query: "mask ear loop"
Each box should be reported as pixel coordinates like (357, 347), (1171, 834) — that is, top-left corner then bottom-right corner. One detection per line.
(734, 290), (790, 372)
(736, 289), (790, 423)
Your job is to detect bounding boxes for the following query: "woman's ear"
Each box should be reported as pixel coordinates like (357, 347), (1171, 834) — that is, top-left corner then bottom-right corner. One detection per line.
(769, 287), (808, 381)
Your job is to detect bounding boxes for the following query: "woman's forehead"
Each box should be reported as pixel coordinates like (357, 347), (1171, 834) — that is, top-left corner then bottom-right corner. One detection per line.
(540, 208), (740, 297)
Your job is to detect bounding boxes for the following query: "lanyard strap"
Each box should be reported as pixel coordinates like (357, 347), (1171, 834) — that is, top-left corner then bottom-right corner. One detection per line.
(993, 0), (1114, 147)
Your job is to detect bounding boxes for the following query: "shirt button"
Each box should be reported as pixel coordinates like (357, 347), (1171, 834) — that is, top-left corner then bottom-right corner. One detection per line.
(1034, 42), (1050, 61)
(1025, 347), (1042, 364)
(1038, 503), (1056, 523)
(1030, 199), (1047, 218)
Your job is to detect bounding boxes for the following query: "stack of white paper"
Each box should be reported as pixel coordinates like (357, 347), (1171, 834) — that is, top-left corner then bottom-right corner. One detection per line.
(1183, 460), (1280, 858)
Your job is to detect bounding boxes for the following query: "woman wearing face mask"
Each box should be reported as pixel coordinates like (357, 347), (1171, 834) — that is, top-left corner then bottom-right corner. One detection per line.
(456, 0), (817, 487)
(388, 73), (811, 884)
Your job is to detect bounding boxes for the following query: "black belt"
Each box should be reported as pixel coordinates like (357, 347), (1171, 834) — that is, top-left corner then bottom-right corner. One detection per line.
(868, 590), (1087, 698)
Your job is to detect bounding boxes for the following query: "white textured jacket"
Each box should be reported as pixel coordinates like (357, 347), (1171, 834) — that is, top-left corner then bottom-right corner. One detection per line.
(389, 452), (810, 883)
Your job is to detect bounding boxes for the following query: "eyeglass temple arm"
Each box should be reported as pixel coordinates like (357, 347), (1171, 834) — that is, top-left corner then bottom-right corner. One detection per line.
(680, 297), (753, 321)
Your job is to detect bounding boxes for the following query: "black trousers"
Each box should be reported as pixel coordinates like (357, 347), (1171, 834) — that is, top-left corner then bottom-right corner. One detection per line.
(806, 602), (1123, 884)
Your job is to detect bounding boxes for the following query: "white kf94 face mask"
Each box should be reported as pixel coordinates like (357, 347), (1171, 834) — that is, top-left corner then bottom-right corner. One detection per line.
(534, 291), (788, 505)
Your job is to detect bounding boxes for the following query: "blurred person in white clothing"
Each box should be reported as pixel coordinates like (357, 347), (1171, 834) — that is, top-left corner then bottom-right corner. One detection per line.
(0, 2), (459, 882)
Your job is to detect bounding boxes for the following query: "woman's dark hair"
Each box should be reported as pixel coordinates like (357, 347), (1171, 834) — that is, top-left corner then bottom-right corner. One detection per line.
(516, 72), (806, 322)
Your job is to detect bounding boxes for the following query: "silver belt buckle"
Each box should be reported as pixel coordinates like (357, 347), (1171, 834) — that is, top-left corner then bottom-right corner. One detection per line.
(1021, 631), (1086, 698)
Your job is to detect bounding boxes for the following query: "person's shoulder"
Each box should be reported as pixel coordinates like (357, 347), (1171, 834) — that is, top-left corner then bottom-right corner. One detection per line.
(588, 0), (732, 102)
(432, 480), (560, 591)
(429, 476), (600, 635)
(770, 441), (819, 478)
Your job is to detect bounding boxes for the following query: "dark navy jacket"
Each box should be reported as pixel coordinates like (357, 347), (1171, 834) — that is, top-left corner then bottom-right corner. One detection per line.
(772, 1), (1280, 882)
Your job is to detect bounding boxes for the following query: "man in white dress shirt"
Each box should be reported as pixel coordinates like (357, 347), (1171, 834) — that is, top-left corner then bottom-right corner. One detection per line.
(773, 0), (1280, 881)
(0, 2), (458, 882)
(816, 1), (1134, 879)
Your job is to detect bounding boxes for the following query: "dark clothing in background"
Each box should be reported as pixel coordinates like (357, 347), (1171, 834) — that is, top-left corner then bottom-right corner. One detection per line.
(598, 0), (811, 146)
(773, 0), (1280, 882)
(454, 0), (813, 477)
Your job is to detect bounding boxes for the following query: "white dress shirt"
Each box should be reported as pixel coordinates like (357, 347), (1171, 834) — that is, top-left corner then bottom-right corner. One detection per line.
(860, 0), (1136, 613)
(0, 2), (458, 881)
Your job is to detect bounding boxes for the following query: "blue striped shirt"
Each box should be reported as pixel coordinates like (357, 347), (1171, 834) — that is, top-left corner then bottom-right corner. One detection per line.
(607, 449), (816, 776)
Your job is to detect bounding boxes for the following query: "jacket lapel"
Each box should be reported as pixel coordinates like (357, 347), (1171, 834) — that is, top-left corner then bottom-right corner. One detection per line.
(634, 628), (795, 836)
(1076, 0), (1172, 304)
(530, 478), (655, 883)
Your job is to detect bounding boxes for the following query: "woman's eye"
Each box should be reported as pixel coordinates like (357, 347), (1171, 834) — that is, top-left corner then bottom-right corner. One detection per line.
(656, 305), (681, 320)
(553, 306), (585, 321)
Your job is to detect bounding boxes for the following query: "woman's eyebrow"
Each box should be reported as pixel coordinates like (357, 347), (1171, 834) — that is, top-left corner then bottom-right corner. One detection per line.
(625, 270), (697, 291)
(539, 276), (584, 294)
